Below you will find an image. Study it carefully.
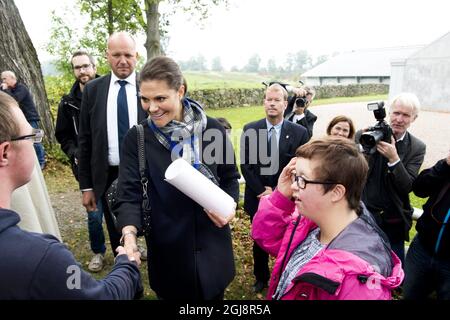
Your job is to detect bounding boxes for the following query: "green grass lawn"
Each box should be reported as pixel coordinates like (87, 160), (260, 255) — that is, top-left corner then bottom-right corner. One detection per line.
(184, 71), (294, 90)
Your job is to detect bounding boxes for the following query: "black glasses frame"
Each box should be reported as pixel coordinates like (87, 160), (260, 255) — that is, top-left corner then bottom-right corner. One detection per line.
(11, 128), (44, 144)
(293, 174), (338, 189)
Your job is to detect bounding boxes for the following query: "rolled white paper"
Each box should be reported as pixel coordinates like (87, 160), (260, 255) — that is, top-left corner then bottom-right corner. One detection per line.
(165, 158), (235, 219)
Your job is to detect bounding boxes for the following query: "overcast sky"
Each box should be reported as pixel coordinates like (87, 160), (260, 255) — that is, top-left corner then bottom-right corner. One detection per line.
(15, 0), (450, 70)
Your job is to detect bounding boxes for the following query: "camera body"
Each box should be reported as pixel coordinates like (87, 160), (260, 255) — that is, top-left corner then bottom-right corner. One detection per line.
(359, 101), (393, 154)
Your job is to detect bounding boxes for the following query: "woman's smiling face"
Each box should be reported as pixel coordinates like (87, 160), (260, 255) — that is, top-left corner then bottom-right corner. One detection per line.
(139, 79), (185, 127)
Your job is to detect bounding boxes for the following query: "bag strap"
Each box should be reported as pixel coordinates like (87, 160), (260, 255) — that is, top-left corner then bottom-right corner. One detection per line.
(136, 124), (148, 200)
(136, 124), (152, 236)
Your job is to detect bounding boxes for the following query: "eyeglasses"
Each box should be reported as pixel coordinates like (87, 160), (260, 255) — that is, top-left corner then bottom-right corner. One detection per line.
(73, 64), (92, 71)
(11, 128), (44, 144)
(292, 174), (337, 189)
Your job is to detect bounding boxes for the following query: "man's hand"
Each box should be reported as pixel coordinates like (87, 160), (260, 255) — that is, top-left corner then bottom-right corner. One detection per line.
(277, 158), (297, 199)
(116, 246), (141, 266)
(1, 82), (8, 90)
(257, 186), (273, 199)
(291, 87), (307, 97)
(377, 136), (400, 164)
(82, 190), (97, 212)
(204, 202), (237, 228)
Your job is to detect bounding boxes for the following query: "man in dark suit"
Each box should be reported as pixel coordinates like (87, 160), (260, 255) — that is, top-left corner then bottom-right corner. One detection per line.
(356, 93), (426, 265)
(78, 32), (147, 256)
(241, 83), (309, 293)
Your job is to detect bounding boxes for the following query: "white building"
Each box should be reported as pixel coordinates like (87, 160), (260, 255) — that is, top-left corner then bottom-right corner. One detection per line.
(389, 32), (450, 112)
(301, 46), (423, 86)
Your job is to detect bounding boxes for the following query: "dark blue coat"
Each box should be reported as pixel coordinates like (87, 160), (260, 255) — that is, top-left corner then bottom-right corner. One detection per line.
(0, 209), (142, 300)
(115, 116), (240, 300)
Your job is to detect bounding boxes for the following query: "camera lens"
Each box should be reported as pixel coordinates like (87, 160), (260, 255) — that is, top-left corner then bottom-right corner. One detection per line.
(360, 130), (384, 148)
(295, 98), (306, 108)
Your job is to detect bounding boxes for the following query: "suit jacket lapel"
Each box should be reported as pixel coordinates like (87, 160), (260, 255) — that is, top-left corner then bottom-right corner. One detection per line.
(279, 121), (290, 157)
(397, 132), (410, 162)
(97, 74), (111, 143)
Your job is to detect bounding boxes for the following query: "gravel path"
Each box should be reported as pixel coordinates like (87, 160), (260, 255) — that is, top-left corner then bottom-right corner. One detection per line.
(311, 101), (450, 168)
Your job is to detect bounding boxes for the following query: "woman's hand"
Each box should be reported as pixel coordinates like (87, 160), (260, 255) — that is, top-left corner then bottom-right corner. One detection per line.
(121, 226), (141, 266)
(277, 157), (297, 199)
(204, 202), (237, 228)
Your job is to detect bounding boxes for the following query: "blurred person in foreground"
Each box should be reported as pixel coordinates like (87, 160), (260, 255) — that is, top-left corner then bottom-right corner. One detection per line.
(0, 91), (142, 299)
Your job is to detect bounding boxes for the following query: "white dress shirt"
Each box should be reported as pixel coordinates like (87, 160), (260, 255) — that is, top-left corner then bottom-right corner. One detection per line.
(107, 72), (139, 165)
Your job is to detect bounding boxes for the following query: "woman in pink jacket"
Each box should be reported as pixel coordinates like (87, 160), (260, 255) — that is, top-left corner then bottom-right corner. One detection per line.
(251, 136), (404, 300)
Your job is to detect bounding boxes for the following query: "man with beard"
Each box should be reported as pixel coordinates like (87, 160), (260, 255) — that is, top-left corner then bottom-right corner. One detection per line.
(55, 50), (106, 272)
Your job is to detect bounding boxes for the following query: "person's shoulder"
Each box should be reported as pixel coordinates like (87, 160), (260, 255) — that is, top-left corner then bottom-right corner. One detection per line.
(84, 74), (111, 90)
(407, 131), (426, 150)
(285, 119), (307, 133)
(243, 118), (265, 130)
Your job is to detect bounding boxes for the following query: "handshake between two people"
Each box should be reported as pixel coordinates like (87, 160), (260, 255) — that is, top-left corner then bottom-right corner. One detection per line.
(119, 204), (237, 265)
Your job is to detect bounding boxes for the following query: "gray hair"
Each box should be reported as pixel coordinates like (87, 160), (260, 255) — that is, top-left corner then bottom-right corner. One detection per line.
(1, 70), (16, 80)
(389, 92), (421, 117)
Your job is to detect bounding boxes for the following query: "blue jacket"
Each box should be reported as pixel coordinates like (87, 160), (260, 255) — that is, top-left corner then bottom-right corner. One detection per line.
(0, 209), (142, 300)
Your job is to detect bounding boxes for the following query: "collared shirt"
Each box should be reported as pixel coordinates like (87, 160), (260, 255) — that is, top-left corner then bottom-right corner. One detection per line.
(107, 72), (138, 165)
(292, 113), (305, 124)
(266, 119), (283, 146)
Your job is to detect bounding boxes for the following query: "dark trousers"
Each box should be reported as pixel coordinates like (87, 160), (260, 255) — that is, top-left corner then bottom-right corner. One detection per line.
(403, 236), (450, 300)
(250, 214), (270, 283)
(100, 166), (121, 256)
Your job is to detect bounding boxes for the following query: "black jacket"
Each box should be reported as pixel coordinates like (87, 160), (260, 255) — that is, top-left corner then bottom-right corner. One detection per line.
(414, 159), (450, 259)
(55, 76), (100, 180)
(357, 130), (426, 241)
(240, 119), (309, 216)
(78, 74), (146, 199)
(115, 116), (240, 300)
(1, 82), (40, 122)
(0, 209), (142, 299)
(284, 96), (317, 139)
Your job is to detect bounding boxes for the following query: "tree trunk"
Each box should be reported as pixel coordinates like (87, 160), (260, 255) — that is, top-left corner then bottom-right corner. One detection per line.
(107, 0), (113, 35)
(0, 0), (55, 144)
(144, 0), (162, 60)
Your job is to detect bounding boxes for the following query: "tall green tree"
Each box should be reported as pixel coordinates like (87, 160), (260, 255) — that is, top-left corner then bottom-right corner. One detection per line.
(47, 0), (228, 77)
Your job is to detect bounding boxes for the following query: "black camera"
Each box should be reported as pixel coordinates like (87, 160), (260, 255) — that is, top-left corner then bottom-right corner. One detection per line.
(359, 101), (393, 154)
(295, 96), (308, 108)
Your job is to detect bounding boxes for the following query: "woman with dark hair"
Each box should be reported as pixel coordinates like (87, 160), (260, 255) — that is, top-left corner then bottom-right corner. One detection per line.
(326, 115), (355, 139)
(114, 56), (240, 300)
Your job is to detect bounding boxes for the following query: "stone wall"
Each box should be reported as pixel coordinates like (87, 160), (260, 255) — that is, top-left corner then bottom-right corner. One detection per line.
(314, 84), (389, 99)
(188, 84), (389, 109)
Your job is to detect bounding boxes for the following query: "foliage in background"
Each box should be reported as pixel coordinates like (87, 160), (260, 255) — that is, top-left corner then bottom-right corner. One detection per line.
(46, 0), (228, 79)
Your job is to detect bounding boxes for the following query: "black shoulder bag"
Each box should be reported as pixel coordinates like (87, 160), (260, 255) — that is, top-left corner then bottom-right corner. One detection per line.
(106, 124), (151, 237)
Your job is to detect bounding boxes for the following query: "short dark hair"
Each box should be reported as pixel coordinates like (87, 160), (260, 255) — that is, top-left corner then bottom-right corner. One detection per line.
(139, 56), (187, 94)
(0, 92), (20, 144)
(71, 50), (96, 68)
(326, 115), (355, 139)
(295, 136), (368, 211)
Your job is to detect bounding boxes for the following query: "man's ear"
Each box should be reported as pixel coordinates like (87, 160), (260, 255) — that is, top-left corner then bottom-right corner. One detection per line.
(0, 142), (11, 167)
(331, 184), (346, 203)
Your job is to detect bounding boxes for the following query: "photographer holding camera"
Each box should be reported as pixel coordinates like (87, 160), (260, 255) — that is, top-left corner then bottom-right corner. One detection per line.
(283, 86), (317, 140)
(355, 93), (426, 265)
